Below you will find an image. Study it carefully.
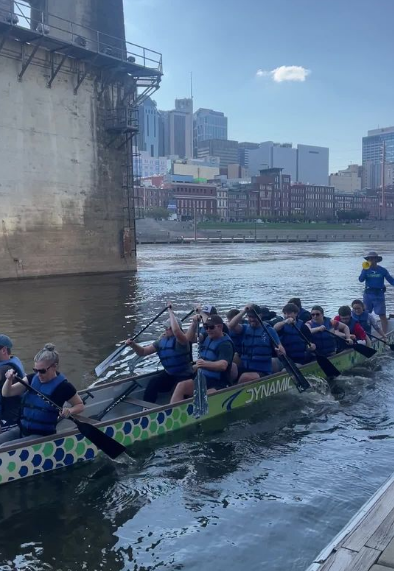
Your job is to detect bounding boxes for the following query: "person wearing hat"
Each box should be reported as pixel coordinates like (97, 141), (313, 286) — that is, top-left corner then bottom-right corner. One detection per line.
(170, 314), (234, 403)
(359, 251), (394, 333)
(126, 303), (193, 403)
(0, 334), (26, 430)
(228, 304), (286, 383)
(274, 303), (316, 364)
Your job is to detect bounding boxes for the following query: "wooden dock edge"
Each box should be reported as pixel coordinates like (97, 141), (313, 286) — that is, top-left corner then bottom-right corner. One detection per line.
(306, 472), (394, 570)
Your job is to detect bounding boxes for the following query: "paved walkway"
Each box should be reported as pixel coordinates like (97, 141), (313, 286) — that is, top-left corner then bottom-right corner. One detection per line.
(307, 473), (394, 570)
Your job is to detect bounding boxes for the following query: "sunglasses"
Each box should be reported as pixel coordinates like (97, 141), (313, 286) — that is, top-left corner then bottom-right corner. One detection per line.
(204, 325), (217, 330)
(311, 312), (322, 317)
(33, 364), (55, 374)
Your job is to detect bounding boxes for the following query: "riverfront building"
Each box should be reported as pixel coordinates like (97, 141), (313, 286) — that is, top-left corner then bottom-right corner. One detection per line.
(0, 0), (162, 279)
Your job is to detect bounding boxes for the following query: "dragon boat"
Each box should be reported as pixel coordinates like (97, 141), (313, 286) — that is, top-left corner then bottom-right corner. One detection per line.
(0, 325), (393, 486)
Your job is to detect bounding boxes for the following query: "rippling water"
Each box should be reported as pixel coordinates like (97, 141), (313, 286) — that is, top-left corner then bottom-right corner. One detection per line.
(0, 241), (394, 571)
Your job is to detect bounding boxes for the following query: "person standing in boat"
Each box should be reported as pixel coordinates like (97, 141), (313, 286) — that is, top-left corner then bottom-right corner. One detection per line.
(306, 306), (352, 357)
(0, 334), (26, 431)
(351, 299), (387, 341)
(359, 251), (394, 334)
(274, 303), (316, 364)
(126, 304), (194, 403)
(334, 305), (371, 346)
(228, 304), (286, 383)
(0, 343), (84, 444)
(170, 314), (234, 403)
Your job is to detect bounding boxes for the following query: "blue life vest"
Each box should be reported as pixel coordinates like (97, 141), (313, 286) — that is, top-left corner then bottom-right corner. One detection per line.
(241, 324), (274, 374)
(279, 320), (307, 363)
(309, 317), (337, 356)
(228, 328), (243, 355)
(0, 356), (26, 423)
(200, 334), (233, 383)
(298, 308), (311, 323)
(20, 373), (66, 436)
(157, 336), (192, 376)
(351, 310), (371, 334)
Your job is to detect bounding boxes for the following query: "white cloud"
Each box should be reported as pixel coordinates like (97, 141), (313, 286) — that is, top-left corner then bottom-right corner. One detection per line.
(256, 65), (311, 83)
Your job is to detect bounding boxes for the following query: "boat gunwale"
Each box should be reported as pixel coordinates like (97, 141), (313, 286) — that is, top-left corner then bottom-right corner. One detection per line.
(0, 335), (389, 454)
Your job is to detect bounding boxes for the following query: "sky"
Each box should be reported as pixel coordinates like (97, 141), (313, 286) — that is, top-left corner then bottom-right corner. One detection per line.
(123, 0), (394, 173)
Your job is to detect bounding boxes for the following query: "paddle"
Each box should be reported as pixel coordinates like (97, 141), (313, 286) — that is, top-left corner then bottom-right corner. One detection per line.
(95, 307), (168, 377)
(16, 377), (126, 460)
(292, 323), (341, 378)
(368, 332), (394, 351)
(326, 330), (377, 358)
(251, 309), (310, 393)
(193, 316), (209, 419)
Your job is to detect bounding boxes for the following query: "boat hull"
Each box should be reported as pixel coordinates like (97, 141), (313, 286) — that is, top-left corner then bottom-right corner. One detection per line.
(0, 333), (392, 486)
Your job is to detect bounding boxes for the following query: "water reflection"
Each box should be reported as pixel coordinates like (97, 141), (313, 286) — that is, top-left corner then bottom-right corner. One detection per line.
(0, 242), (393, 570)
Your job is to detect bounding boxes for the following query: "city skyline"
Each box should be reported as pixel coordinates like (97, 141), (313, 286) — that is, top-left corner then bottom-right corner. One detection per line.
(124, 0), (394, 173)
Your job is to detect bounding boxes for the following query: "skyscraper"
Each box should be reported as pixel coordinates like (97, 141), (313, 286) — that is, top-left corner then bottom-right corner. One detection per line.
(167, 98), (193, 159)
(362, 126), (394, 190)
(197, 139), (239, 167)
(248, 142), (329, 185)
(193, 108), (228, 154)
(297, 144), (329, 186)
(137, 97), (159, 157)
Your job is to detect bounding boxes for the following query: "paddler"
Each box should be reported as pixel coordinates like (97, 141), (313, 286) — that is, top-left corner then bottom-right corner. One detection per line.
(306, 306), (352, 357)
(0, 343), (84, 444)
(274, 303), (316, 364)
(359, 251), (394, 333)
(0, 334), (26, 431)
(228, 304), (286, 383)
(126, 303), (194, 403)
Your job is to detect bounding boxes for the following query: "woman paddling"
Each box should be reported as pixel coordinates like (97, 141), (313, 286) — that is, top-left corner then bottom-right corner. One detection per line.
(0, 343), (84, 444)
(306, 306), (352, 357)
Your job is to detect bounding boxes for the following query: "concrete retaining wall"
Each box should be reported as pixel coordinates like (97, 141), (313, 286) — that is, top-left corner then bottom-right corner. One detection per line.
(0, 38), (136, 279)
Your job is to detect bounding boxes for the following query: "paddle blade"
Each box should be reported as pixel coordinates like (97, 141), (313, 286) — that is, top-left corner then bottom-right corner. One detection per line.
(279, 355), (310, 392)
(352, 343), (377, 358)
(74, 419), (126, 459)
(315, 354), (341, 378)
(193, 370), (209, 419)
(95, 344), (126, 377)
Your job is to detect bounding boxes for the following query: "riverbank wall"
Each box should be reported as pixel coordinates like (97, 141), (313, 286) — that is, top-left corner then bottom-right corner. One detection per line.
(136, 219), (394, 245)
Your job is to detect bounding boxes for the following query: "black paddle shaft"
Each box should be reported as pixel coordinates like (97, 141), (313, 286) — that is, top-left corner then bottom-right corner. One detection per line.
(368, 332), (394, 350)
(326, 330), (377, 358)
(16, 377), (126, 459)
(250, 309), (310, 392)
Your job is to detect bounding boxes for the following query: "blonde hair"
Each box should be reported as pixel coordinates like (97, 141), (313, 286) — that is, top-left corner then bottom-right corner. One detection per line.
(34, 343), (59, 367)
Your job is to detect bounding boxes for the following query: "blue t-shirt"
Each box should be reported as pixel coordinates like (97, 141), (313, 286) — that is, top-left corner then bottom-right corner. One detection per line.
(359, 265), (394, 290)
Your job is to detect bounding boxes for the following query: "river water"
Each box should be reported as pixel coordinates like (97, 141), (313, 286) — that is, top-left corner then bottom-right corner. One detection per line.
(0, 241), (394, 571)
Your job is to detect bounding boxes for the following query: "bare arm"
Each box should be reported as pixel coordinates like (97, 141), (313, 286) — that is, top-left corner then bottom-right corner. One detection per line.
(185, 314), (200, 343)
(125, 339), (157, 357)
(61, 393), (85, 418)
(333, 321), (351, 340)
(228, 307), (247, 333)
(196, 358), (228, 372)
(2, 371), (28, 397)
(168, 306), (189, 345)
